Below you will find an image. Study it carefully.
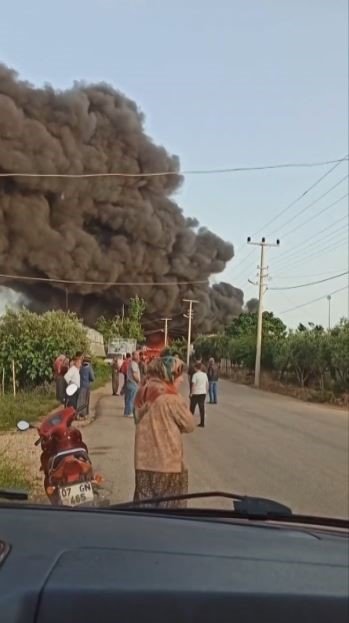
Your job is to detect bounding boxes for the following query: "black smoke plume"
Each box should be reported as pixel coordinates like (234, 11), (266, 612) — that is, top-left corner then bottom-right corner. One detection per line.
(0, 64), (243, 333)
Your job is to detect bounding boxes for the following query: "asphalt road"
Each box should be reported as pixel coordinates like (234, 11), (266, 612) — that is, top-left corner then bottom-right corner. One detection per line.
(83, 380), (349, 518)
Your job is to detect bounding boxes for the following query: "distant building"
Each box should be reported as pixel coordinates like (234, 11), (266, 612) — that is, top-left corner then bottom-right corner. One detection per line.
(85, 326), (105, 357)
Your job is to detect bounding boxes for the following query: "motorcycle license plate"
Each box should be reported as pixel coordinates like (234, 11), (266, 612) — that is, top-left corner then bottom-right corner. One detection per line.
(59, 481), (94, 507)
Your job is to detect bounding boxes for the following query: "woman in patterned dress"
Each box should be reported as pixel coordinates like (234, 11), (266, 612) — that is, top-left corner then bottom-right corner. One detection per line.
(133, 356), (195, 508)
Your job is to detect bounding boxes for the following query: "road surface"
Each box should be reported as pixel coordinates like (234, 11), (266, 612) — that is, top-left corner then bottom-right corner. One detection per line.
(83, 380), (349, 518)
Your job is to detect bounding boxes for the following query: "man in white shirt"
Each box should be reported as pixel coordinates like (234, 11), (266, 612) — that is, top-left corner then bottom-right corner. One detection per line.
(190, 363), (209, 428)
(64, 355), (82, 408)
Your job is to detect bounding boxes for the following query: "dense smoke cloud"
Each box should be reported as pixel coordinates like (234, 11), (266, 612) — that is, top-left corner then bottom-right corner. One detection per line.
(0, 64), (243, 333)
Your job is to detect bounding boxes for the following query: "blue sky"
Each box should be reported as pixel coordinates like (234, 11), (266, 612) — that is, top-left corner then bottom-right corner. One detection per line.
(0, 0), (348, 327)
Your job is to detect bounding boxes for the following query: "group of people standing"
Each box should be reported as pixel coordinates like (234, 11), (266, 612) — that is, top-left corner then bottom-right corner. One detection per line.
(54, 352), (95, 417)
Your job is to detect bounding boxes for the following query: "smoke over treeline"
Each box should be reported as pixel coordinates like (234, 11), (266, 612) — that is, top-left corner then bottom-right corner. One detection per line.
(0, 64), (243, 333)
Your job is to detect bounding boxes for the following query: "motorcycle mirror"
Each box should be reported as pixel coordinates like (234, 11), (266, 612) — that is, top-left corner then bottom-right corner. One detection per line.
(66, 383), (78, 397)
(17, 420), (31, 432)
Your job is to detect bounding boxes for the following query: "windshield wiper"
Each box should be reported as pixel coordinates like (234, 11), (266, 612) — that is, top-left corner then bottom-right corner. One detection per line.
(109, 490), (293, 518)
(107, 491), (349, 529)
(0, 488), (28, 501)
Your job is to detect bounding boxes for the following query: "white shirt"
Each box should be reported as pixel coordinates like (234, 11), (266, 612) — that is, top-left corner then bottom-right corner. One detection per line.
(191, 370), (208, 395)
(64, 365), (81, 388)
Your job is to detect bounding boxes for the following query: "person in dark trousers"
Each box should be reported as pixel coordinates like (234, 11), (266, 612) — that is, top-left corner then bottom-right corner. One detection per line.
(207, 357), (219, 404)
(78, 355), (95, 417)
(190, 362), (209, 427)
(188, 357), (202, 395)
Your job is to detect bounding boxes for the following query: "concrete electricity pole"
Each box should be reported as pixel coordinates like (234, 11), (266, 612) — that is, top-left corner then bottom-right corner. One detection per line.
(183, 299), (198, 366)
(161, 317), (172, 347)
(247, 237), (280, 388)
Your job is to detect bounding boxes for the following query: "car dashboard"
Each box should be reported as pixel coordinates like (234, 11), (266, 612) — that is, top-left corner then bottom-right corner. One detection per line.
(0, 505), (348, 622)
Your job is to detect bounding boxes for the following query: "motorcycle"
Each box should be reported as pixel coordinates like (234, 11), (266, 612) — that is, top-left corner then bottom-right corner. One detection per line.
(17, 384), (101, 507)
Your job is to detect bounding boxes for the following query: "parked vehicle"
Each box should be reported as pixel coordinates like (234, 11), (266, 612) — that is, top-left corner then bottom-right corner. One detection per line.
(17, 384), (101, 507)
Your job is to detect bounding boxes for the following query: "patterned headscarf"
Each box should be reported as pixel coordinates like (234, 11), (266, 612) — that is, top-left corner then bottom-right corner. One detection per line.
(146, 356), (184, 384)
(134, 356), (185, 421)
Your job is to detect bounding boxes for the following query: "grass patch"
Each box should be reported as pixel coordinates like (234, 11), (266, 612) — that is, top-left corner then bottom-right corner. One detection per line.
(0, 387), (58, 431)
(91, 359), (111, 390)
(0, 460), (31, 491)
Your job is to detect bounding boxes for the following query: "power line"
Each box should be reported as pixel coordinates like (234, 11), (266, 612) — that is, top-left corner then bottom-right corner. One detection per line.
(0, 273), (208, 287)
(279, 286), (348, 315)
(272, 175), (349, 236)
(230, 156), (348, 277)
(272, 269), (348, 280)
(269, 271), (348, 290)
(0, 157), (347, 179)
(274, 211), (347, 264)
(274, 215), (348, 270)
(272, 237), (348, 276)
(254, 157), (348, 235)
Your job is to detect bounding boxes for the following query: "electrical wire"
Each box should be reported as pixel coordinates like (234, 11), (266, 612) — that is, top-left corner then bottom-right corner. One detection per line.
(274, 236), (348, 273)
(0, 157), (347, 179)
(256, 156), (348, 235)
(0, 273), (208, 287)
(269, 177), (348, 236)
(269, 271), (348, 290)
(273, 212), (347, 266)
(229, 156), (348, 276)
(273, 217), (348, 270)
(279, 286), (348, 315)
(233, 188), (347, 281)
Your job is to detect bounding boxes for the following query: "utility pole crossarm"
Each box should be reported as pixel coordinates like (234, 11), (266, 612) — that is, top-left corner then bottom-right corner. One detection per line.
(247, 237), (280, 388)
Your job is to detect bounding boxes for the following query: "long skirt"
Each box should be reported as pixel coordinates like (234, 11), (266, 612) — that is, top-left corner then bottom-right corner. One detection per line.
(77, 387), (90, 417)
(134, 469), (189, 509)
(55, 376), (66, 404)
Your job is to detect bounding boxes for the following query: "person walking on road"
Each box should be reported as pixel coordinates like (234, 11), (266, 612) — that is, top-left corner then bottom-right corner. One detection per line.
(124, 351), (140, 417)
(190, 362), (209, 427)
(134, 356), (195, 508)
(207, 357), (219, 404)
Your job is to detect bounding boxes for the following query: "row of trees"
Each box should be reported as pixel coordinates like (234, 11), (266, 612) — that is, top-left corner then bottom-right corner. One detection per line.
(194, 312), (349, 393)
(0, 297), (147, 390)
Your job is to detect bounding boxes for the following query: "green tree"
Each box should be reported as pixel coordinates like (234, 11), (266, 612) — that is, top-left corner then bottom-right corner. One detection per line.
(0, 309), (88, 389)
(329, 321), (349, 391)
(96, 296), (146, 344)
(225, 311), (287, 340)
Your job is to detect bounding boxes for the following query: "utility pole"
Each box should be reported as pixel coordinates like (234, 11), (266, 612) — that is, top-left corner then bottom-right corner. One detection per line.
(183, 299), (198, 366)
(247, 237), (280, 388)
(161, 317), (172, 347)
(327, 295), (332, 330)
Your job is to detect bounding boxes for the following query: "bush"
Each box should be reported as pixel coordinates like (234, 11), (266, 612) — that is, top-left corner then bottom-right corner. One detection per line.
(0, 309), (89, 390)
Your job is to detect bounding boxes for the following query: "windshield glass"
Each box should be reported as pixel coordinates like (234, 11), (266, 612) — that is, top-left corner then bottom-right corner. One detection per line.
(0, 1), (348, 520)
